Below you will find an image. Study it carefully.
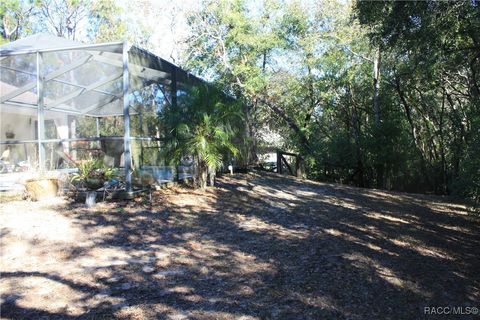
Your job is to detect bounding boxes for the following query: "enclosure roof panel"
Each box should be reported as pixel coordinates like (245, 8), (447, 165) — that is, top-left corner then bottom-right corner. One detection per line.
(0, 33), (80, 55)
(0, 33), (123, 56)
(0, 33), (215, 117)
(128, 45), (206, 88)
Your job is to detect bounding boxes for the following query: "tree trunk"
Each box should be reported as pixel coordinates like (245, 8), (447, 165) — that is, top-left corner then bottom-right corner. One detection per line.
(373, 48), (381, 125)
(208, 166), (216, 187)
(351, 106), (365, 187)
(257, 96), (311, 153)
(373, 48), (384, 188)
(394, 76), (420, 148)
(198, 161), (208, 189)
(244, 102), (257, 167)
(439, 91), (448, 194)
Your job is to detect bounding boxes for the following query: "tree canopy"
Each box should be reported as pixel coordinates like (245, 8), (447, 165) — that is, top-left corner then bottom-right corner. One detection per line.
(1, 0), (479, 208)
(183, 0), (480, 208)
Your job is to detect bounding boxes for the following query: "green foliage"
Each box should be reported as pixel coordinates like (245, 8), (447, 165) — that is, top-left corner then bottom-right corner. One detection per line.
(185, 0), (480, 209)
(71, 157), (116, 189)
(0, 0), (151, 44)
(161, 85), (243, 188)
(354, 0), (480, 204)
(453, 119), (480, 211)
(5, 0), (478, 207)
(0, 0), (36, 41)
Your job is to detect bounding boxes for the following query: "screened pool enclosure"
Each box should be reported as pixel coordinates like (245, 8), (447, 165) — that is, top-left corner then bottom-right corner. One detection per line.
(0, 33), (206, 192)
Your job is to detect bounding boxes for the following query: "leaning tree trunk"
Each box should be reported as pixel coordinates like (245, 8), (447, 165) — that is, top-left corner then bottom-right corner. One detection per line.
(257, 96), (311, 154)
(244, 102), (258, 167)
(352, 105), (365, 187)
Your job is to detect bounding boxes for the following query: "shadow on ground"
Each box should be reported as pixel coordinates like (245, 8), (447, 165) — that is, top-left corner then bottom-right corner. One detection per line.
(1, 172), (479, 319)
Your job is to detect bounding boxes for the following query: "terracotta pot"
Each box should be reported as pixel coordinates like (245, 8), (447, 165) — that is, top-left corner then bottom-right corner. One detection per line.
(25, 178), (58, 201)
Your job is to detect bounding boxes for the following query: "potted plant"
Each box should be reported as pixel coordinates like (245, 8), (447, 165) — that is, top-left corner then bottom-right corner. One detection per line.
(71, 158), (116, 190)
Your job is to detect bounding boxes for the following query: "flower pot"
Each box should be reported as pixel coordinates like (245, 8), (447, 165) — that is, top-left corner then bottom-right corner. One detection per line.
(85, 178), (104, 190)
(25, 178), (58, 201)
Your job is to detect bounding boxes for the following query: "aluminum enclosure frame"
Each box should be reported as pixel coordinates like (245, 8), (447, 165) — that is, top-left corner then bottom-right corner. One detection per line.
(0, 34), (209, 193)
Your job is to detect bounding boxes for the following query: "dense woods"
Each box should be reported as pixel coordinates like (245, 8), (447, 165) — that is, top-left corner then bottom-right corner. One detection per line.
(1, 0), (479, 208)
(182, 0), (480, 209)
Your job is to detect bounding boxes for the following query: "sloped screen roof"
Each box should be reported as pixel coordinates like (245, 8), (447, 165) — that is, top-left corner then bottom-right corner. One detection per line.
(0, 33), (205, 117)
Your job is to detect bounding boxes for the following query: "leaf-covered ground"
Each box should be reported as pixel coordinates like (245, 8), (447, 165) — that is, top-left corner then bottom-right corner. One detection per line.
(1, 172), (479, 319)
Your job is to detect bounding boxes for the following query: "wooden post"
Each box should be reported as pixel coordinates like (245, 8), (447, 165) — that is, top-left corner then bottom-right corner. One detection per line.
(295, 155), (299, 177)
(276, 150), (282, 174)
(296, 156), (304, 178)
(281, 155), (294, 176)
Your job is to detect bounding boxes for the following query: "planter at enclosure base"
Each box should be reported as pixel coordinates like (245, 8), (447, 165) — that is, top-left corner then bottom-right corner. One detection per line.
(85, 178), (104, 190)
(25, 178), (59, 201)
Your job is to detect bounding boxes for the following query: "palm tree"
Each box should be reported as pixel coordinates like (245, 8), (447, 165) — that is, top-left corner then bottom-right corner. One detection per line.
(161, 85), (242, 189)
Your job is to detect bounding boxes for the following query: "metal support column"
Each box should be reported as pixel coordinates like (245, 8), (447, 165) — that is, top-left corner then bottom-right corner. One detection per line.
(139, 111), (144, 168)
(95, 117), (101, 150)
(170, 67), (177, 179)
(123, 42), (132, 192)
(95, 117), (100, 137)
(171, 67), (177, 108)
(36, 52), (45, 172)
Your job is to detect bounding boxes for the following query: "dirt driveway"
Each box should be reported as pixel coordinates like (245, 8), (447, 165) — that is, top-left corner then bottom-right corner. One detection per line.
(1, 172), (479, 319)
